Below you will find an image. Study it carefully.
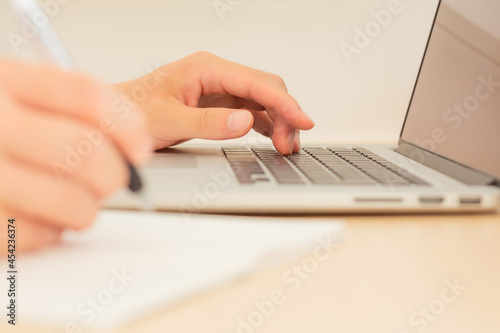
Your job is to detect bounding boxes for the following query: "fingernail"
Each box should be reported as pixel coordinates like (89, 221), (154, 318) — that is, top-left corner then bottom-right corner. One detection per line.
(228, 111), (252, 133)
(286, 131), (295, 155)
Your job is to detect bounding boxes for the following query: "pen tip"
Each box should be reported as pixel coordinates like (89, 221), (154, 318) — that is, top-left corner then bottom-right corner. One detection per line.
(128, 164), (143, 193)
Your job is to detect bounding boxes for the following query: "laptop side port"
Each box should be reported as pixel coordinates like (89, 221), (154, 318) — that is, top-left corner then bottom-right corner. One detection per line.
(459, 197), (482, 205)
(419, 197), (444, 205)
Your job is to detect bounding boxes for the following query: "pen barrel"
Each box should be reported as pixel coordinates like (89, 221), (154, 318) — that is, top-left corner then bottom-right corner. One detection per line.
(7, 0), (75, 70)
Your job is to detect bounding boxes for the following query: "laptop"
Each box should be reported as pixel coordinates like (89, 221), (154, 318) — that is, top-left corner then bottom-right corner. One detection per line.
(106, 0), (500, 214)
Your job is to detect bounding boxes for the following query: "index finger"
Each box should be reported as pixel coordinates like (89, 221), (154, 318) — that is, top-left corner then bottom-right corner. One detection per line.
(199, 53), (315, 130)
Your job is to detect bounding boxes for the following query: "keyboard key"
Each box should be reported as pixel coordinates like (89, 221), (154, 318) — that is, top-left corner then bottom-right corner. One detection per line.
(353, 148), (430, 186)
(304, 148), (375, 185)
(223, 146), (429, 187)
(287, 152), (340, 185)
(223, 147), (270, 184)
(252, 147), (306, 184)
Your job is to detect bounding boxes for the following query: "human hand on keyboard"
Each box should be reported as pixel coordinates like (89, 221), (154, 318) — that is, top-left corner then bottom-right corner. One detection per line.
(113, 51), (315, 155)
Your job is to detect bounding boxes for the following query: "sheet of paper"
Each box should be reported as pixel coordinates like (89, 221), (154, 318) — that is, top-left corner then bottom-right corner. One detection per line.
(5, 210), (343, 331)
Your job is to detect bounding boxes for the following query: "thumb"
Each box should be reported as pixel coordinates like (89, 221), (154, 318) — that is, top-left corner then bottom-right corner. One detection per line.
(174, 104), (254, 140)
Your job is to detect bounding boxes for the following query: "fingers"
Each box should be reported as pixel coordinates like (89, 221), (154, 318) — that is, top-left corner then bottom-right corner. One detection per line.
(192, 52), (315, 130)
(0, 60), (152, 166)
(240, 99), (266, 111)
(178, 104), (300, 155)
(156, 100), (300, 155)
(1, 209), (62, 254)
(0, 153), (100, 231)
(0, 60), (107, 121)
(167, 52), (313, 154)
(198, 94), (266, 112)
(271, 116), (296, 155)
(250, 111), (274, 138)
(293, 129), (301, 152)
(251, 111), (301, 155)
(0, 98), (129, 199)
(186, 106), (254, 139)
(148, 99), (254, 144)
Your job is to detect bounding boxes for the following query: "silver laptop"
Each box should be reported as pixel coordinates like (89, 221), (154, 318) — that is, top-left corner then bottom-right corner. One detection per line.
(106, 0), (500, 214)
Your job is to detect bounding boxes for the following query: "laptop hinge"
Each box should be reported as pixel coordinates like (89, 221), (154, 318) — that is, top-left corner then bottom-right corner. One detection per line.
(395, 142), (498, 186)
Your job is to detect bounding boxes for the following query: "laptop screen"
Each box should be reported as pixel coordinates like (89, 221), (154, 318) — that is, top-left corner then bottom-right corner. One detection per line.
(400, 0), (500, 180)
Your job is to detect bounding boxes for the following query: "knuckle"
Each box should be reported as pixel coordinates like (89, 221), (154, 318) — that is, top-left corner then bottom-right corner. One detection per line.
(197, 111), (210, 134)
(197, 109), (218, 135)
(273, 74), (286, 86)
(271, 75), (287, 89)
(260, 72), (288, 90)
(192, 51), (215, 60)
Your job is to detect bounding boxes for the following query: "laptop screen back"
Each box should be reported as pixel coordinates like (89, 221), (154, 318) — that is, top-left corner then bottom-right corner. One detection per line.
(400, 0), (500, 179)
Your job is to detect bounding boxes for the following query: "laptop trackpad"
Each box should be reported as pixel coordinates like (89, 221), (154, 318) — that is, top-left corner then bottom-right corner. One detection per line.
(147, 154), (198, 169)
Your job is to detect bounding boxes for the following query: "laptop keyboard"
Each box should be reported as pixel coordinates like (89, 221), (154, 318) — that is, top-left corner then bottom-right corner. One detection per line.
(222, 147), (429, 186)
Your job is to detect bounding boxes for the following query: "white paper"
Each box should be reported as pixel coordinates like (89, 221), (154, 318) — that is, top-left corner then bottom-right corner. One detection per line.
(5, 210), (343, 331)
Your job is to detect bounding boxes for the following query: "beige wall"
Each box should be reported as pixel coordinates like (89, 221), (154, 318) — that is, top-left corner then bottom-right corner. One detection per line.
(0, 0), (438, 144)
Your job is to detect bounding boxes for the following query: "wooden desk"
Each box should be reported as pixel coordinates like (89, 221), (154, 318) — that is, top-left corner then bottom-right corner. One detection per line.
(3, 212), (499, 333)
(122, 212), (500, 333)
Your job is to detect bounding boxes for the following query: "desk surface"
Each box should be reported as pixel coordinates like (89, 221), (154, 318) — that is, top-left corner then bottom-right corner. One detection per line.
(120, 212), (500, 333)
(3, 212), (499, 332)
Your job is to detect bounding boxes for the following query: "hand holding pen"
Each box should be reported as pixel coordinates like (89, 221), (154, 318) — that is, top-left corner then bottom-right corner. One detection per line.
(0, 1), (153, 252)
(7, 0), (151, 199)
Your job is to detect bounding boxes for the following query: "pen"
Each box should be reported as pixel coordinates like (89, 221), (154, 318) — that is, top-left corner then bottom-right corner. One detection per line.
(8, 0), (152, 210)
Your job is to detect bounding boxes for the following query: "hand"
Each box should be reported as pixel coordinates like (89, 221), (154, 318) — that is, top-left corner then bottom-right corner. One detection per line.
(0, 59), (151, 253)
(113, 51), (315, 155)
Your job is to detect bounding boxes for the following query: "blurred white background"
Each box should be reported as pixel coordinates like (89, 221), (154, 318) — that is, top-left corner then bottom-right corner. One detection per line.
(0, 0), (438, 144)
